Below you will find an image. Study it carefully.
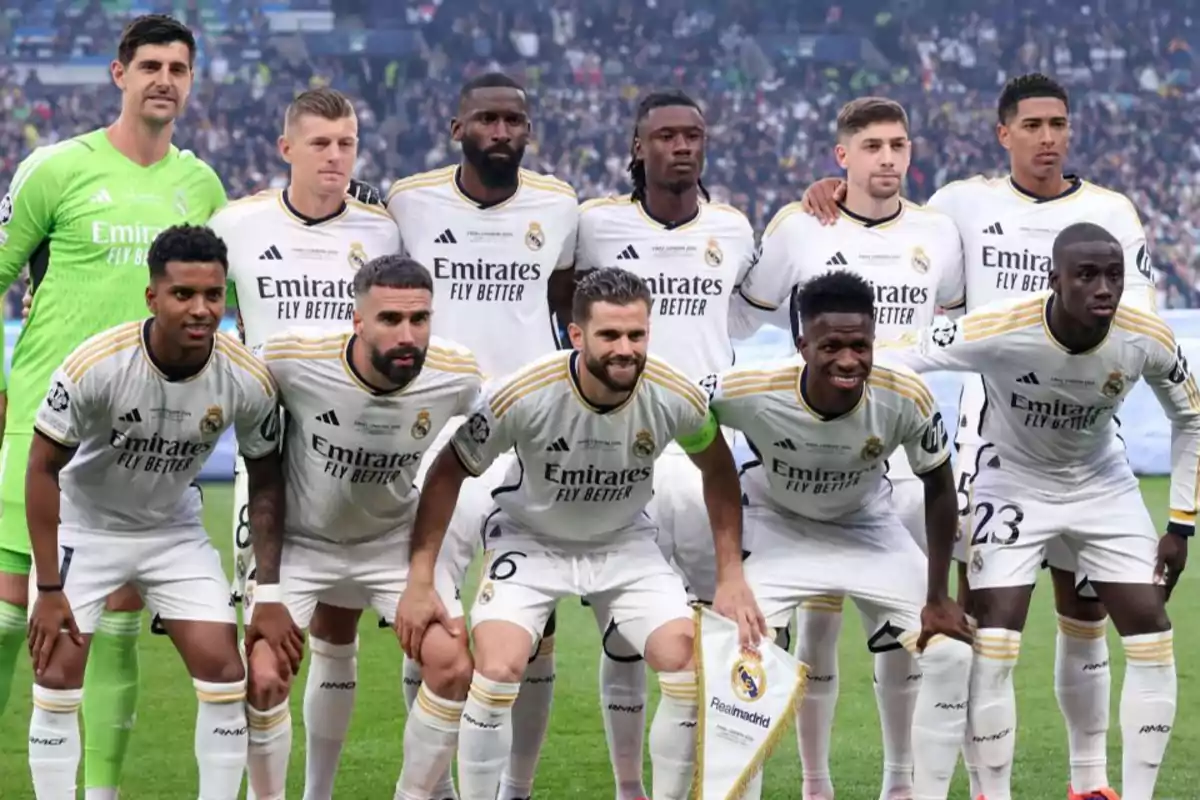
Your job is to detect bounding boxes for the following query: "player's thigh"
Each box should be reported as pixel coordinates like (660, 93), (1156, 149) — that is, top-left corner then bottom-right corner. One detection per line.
(47, 528), (138, 636)
(891, 477), (927, 555)
(0, 554), (29, 607)
(468, 528), (569, 654)
(137, 528), (237, 630)
(0, 433), (33, 548)
(357, 531), (465, 625)
(1067, 482), (1160, 589)
(963, 459), (1056, 590)
(654, 452), (718, 602)
(230, 455), (254, 594)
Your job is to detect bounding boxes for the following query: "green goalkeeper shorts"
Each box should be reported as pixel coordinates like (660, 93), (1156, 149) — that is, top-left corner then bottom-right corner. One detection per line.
(0, 433), (32, 572)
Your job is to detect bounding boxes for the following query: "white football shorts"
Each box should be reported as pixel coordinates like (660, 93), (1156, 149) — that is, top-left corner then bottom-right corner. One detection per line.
(649, 444), (718, 603)
(44, 525), (236, 635)
(231, 451), (253, 601)
(889, 476), (927, 555)
(964, 451), (1158, 590)
(469, 509), (692, 659)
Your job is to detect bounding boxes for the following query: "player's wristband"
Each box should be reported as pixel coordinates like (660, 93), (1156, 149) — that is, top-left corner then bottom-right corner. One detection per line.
(254, 583), (283, 604)
(1166, 522), (1194, 538)
(36, 583), (63, 593)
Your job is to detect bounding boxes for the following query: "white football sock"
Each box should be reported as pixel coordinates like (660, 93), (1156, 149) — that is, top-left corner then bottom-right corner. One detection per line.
(499, 636), (556, 799)
(911, 636), (972, 800)
(599, 652), (649, 800)
(457, 671), (520, 800)
(30, 685), (83, 799)
(648, 670), (698, 800)
(246, 700), (291, 800)
(968, 628), (1021, 800)
(400, 656), (457, 799)
(396, 683), (465, 800)
(1055, 614), (1110, 793)
(194, 678), (249, 800)
(793, 598), (843, 799)
(1119, 630), (1176, 800)
(303, 637), (358, 799)
(961, 616), (983, 799)
(874, 648), (919, 798)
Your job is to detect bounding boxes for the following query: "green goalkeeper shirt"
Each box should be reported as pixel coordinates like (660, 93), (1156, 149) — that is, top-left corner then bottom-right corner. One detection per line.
(0, 128), (226, 434)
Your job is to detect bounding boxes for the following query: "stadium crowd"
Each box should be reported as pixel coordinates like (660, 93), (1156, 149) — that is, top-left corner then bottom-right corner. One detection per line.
(2, 0), (1200, 312)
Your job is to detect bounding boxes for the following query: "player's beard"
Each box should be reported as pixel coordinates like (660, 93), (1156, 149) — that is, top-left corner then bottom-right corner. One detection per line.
(370, 344), (426, 387)
(585, 352), (645, 394)
(462, 138), (523, 188)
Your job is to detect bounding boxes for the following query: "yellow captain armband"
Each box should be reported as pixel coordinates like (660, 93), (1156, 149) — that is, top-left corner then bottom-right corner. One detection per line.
(676, 409), (719, 454)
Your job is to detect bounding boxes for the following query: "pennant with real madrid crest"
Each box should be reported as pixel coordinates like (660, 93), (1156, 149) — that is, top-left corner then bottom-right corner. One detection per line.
(694, 606), (807, 799)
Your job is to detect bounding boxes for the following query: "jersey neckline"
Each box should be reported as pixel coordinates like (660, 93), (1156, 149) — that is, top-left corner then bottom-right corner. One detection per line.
(1041, 295), (1111, 355)
(568, 351), (639, 414)
(453, 165), (520, 210)
(634, 196), (701, 230)
(139, 319), (215, 382)
(93, 127), (179, 171)
(835, 200), (903, 229)
(1007, 174), (1083, 204)
(280, 188), (348, 226)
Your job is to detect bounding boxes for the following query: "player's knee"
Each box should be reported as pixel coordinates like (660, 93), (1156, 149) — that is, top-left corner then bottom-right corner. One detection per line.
(601, 621), (643, 663)
(309, 602), (361, 645)
(420, 635), (474, 700)
(473, 651), (525, 685)
(105, 584), (144, 612)
(917, 636), (973, 679)
(247, 642), (292, 709)
(643, 619), (694, 674)
(193, 653), (247, 686)
(35, 663), (84, 692)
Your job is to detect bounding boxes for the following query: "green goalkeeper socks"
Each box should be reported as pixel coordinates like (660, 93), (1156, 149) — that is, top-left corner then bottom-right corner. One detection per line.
(0, 600), (25, 715)
(83, 610), (141, 791)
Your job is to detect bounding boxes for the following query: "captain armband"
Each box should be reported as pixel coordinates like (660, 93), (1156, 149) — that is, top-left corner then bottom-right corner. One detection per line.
(676, 409), (719, 454)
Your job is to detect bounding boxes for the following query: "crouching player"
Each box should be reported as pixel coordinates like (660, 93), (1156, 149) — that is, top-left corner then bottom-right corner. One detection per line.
(25, 225), (278, 799)
(242, 255), (480, 800)
(705, 270), (975, 800)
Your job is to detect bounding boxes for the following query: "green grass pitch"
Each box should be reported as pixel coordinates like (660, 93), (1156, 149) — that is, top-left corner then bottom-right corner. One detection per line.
(0, 478), (1192, 797)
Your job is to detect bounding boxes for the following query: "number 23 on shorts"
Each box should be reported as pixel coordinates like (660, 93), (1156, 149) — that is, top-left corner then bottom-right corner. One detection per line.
(970, 500), (1025, 547)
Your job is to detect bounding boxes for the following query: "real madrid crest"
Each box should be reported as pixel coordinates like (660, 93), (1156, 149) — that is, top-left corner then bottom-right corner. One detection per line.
(200, 405), (224, 435)
(911, 246), (930, 274)
(348, 241), (368, 270)
(477, 581), (495, 605)
(525, 221), (545, 251)
(174, 189), (189, 218)
(860, 435), (884, 461)
(704, 237), (723, 267)
(731, 649), (767, 703)
(632, 429), (656, 458)
(970, 548), (984, 575)
(1101, 370), (1125, 398)
(411, 409), (432, 440)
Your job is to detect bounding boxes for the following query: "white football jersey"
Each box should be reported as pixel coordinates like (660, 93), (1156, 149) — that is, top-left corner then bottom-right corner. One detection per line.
(386, 166), (579, 378)
(705, 359), (948, 522)
(35, 321), (278, 533)
(451, 350), (710, 543)
(208, 189), (401, 348)
(261, 329), (481, 544)
(883, 296), (1200, 530)
(574, 195), (758, 378)
(927, 176), (1156, 312)
(741, 200), (966, 337)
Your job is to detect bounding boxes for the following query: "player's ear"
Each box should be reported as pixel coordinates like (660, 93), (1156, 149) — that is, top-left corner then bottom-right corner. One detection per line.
(110, 60), (126, 91)
(995, 121), (1010, 150)
(449, 116), (463, 143)
(834, 142), (849, 170)
(144, 283), (157, 315)
(567, 322), (585, 351)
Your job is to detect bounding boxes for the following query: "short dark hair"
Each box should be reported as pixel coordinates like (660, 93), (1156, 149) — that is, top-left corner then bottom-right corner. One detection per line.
(836, 97), (909, 140)
(997, 73), (1069, 124)
(629, 89), (710, 204)
(117, 14), (196, 67)
(353, 255), (434, 299)
(459, 72), (526, 107)
(572, 268), (653, 324)
(796, 270), (876, 324)
(1052, 222), (1120, 266)
(147, 225), (228, 279)
(285, 88), (355, 132)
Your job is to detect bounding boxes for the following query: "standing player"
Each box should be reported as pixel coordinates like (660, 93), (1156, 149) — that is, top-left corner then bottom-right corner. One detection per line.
(241, 256), (479, 800)
(386, 72), (578, 800)
(0, 16), (225, 798)
(24, 225), (279, 799)
(884, 223), (1188, 800)
(736, 97), (964, 800)
(395, 268), (763, 800)
(206, 86), (401, 799)
(799, 74), (1158, 798)
(572, 89), (758, 800)
(708, 270), (974, 800)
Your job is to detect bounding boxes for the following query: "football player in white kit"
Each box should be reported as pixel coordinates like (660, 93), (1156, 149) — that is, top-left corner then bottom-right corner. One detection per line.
(885, 222), (1190, 800)
(736, 97), (964, 800)
(386, 72), (578, 800)
(206, 86), (401, 799)
(241, 256), (481, 800)
(395, 267), (764, 800)
(710, 270), (974, 800)
(798, 74), (1158, 799)
(25, 225), (280, 800)
(572, 89), (758, 800)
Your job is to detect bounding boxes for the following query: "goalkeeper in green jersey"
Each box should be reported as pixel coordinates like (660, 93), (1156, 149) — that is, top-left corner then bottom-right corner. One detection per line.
(0, 15), (225, 798)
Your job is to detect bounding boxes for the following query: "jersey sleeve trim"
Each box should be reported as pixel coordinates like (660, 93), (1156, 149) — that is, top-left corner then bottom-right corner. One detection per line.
(216, 335), (276, 397)
(941, 296), (967, 311)
(520, 170), (577, 199)
(643, 361), (707, 417)
(426, 346), (483, 378)
(718, 366), (800, 400)
(737, 287), (780, 312)
(867, 367), (936, 418)
(62, 323), (142, 383)
(386, 166), (456, 202)
(763, 201), (802, 237)
(1113, 307), (1177, 355)
(33, 424), (76, 449)
(261, 331), (348, 362)
(489, 361), (571, 419)
(449, 436), (484, 478)
(579, 195), (628, 215)
(912, 451), (951, 476)
(962, 300), (1043, 343)
(346, 197), (393, 219)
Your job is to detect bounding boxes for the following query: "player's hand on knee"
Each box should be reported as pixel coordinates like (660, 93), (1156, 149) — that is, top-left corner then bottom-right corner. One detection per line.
(917, 596), (974, 651)
(1154, 531), (1188, 602)
(246, 598), (304, 674)
(27, 590), (81, 676)
(713, 576), (769, 651)
(800, 177), (846, 226)
(395, 582), (456, 663)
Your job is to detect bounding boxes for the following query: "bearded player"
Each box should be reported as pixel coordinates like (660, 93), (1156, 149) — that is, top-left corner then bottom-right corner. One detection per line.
(799, 74), (1157, 800)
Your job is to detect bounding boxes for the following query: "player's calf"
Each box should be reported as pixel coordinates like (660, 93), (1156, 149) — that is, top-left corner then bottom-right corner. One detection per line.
(84, 583), (144, 797)
(456, 620), (529, 800)
(304, 603), (363, 800)
(643, 617), (698, 800)
(792, 597), (844, 800)
(908, 634), (973, 800)
(29, 633), (92, 799)
(0, 567), (28, 717)
(595, 618), (649, 800)
(245, 640), (295, 800)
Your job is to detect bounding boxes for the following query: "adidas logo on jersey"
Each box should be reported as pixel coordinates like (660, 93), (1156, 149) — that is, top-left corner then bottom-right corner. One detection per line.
(434, 229), (458, 244)
(616, 245), (640, 260)
(118, 408), (142, 423)
(825, 252), (848, 266)
(774, 438), (797, 450)
(89, 188), (112, 204)
(259, 245), (283, 261)
(545, 436), (570, 452)
(982, 222), (1005, 235)
(316, 409), (340, 425)
(1016, 372), (1039, 385)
